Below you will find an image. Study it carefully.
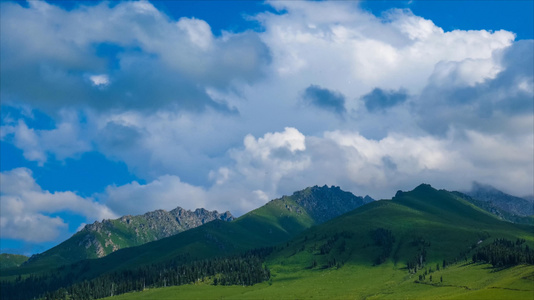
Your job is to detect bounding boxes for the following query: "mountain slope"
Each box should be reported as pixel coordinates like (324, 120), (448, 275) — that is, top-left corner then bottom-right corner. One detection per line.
(453, 191), (534, 225)
(76, 185), (372, 277)
(267, 184), (533, 271)
(467, 182), (534, 216)
(1, 185), (371, 286)
(21, 207), (234, 270)
(0, 254), (28, 270)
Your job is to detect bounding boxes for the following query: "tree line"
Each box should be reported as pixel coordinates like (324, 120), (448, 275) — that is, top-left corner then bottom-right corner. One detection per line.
(0, 247), (272, 300)
(472, 238), (534, 267)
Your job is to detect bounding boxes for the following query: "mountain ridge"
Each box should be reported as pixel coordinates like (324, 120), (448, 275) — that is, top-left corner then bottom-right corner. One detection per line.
(6, 185), (372, 282)
(22, 206), (234, 268)
(466, 181), (534, 216)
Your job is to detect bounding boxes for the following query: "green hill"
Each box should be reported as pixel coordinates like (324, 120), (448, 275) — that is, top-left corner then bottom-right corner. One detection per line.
(268, 184), (533, 270)
(105, 184), (533, 299)
(0, 254), (28, 270)
(453, 191), (534, 225)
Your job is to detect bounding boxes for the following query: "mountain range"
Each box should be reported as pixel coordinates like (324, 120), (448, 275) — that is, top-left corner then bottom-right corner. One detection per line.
(1, 183), (532, 300)
(21, 207), (234, 269)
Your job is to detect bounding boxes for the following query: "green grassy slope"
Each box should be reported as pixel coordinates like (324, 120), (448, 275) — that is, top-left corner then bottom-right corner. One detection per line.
(0, 254), (28, 270)
(105, 263), (534, 300)
(65, 186), (363, 279)
(271, 184), (533, 268)
(104, 184), (534, 299)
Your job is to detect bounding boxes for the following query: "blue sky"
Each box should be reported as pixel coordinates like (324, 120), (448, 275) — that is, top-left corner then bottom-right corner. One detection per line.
(1, 0), (533, 255)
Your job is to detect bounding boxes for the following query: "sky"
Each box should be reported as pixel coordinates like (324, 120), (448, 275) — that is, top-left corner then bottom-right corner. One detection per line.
(0, 0), (533, 255)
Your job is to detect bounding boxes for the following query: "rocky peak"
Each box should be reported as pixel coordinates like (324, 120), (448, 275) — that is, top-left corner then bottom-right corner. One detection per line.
(289, 185), (374, 224)
(76, 206), (234, 259)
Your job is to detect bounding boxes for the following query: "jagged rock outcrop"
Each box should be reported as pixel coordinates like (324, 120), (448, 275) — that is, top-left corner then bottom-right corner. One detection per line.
(77, 207), (234, 258)
(279, 185), (374, 224)
(24, 207), (233, 266)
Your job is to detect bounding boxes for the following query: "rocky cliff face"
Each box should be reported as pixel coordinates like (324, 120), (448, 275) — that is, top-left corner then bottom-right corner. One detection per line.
(280, 185), (374, 224)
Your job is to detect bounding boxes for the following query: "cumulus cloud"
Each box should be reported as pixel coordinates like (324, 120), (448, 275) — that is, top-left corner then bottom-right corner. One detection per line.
(1, 111), (92, 165)
(101, 175), (208, 216)
(416, 40), (534, 136)
(256, 2), (513, 97)
(0, 168), (116, 242)
(0, 1), (270, 113)
(211, 127), (532, 202)
(207, 127), (310, 210)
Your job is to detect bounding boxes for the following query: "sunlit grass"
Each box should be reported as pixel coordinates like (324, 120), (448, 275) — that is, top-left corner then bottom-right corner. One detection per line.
(106, 263), (534, 299)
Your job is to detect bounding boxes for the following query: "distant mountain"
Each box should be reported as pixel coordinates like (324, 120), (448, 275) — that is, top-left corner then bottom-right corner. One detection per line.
(453, 192), (533, 225)
(0, 254), (28, 270)
(22, 207), (234, 269)
(465, 182), (534, 217)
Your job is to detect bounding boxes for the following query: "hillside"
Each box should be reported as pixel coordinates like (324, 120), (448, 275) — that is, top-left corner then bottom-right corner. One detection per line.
(85, 185), (372, 274)
(0, 185), (371, 299)
(101, 184), (534, 300)
(269, 184), (533, 269)
(0, 254), (28, 270)
(20, 207), (234, 270)
(3, 184), (533, 300)
(453, 191), (534, 225)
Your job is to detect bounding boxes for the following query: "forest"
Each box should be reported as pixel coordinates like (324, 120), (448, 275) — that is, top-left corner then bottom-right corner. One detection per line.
(0, 248), (272, 300)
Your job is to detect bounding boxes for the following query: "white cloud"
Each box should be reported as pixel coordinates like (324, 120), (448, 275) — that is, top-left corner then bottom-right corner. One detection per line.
(207, 126), (532, 203)
(177, 17), (214, 50)
(89, 74), (110, 87)
(255, 1), (513, 98)
(0, 168), (116, 242)
(1, 110), (92, 165)
(0, 1), (269, 112)
(101, 175), (208, 216)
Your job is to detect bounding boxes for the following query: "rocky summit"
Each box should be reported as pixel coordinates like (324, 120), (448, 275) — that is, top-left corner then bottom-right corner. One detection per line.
(282, 185), (374, 224)
(24, 207), (233, 267)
